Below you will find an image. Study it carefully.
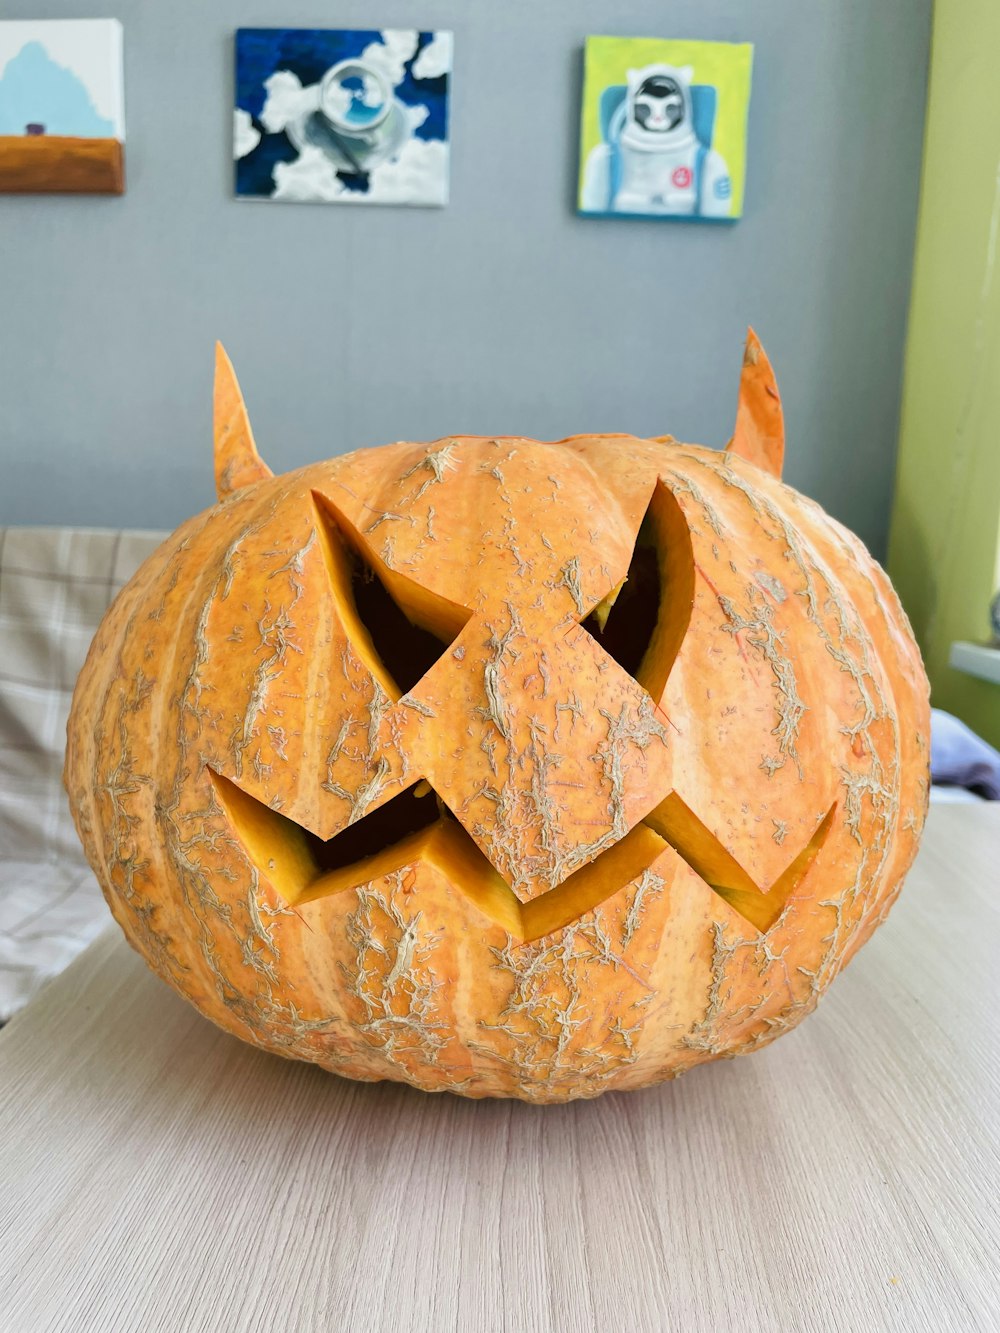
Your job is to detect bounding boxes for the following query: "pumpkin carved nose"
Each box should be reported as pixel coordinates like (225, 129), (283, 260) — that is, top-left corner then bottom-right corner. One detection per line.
(399, 604), (677, 898)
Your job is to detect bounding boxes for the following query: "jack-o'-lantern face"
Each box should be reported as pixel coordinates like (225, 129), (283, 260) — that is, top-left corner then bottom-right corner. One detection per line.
(209, 467), (833, 942)
(66, 334), (930, 1101)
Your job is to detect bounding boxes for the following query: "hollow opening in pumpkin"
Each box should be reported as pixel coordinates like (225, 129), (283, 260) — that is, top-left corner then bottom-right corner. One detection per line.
(345, 549), (455, 695)
(581, 532), (660, 679)
(209, 767), (676, 939)
(643, 794), (837, 932)
(210, 769), (450, 906)
(581, 481), (695, 699)
(211, 763), (835, 941)
(312, 491), (471, 700)
(306, 781), (444, 875)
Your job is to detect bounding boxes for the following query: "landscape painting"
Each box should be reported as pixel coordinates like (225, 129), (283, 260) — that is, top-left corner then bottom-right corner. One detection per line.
(235, 28), (451, 207)
(0, 19), (125, 195)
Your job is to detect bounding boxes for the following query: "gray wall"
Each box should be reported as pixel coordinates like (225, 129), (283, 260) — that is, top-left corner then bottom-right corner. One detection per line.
(0, 1), (931, 557)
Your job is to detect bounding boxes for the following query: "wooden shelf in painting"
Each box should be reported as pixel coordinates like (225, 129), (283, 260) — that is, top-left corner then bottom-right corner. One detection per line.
(0, 136), (124, 195)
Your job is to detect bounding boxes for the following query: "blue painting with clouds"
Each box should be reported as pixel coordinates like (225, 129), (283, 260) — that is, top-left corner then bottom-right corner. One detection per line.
(0, 40), (114, 137)
(235, 28), (452, 207)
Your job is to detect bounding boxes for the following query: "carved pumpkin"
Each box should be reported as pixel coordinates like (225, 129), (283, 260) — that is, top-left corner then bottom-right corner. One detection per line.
(65, 333), (929, 1102)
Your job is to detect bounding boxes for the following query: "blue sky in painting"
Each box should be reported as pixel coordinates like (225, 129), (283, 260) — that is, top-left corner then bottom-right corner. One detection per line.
(0, 39), (114, 136)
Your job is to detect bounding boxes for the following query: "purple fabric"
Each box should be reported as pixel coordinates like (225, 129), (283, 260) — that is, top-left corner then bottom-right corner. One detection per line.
(930, 709), (1000, 800)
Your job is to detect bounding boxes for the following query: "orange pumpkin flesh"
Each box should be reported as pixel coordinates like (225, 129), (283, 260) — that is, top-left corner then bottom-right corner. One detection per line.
(64, 335), (930, 1102)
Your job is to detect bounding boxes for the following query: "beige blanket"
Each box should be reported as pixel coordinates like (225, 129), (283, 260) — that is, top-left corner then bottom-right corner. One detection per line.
(0, 526), (163, 1021)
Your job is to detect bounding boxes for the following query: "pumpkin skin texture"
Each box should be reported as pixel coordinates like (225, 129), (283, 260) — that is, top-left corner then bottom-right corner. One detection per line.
(65, 337), (930, 1102)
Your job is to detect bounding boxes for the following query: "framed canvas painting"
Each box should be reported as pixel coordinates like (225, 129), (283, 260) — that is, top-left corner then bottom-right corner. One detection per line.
(578, 36), (753, 222)
(0, 19), (124, 194)
(235, 28), (451, 207)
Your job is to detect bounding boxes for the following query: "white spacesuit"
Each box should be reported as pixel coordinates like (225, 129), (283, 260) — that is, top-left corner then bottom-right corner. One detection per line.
(582, 63), (733, 219)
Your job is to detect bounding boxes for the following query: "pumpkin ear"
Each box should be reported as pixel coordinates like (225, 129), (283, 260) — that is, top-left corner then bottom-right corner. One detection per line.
(214, 343), (273, 500)
(726, 328), (784, 479)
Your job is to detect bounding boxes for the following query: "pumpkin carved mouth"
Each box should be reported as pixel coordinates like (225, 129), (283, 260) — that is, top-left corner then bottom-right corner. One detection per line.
(211, 768), (834, 941)
(210, 486), (834, 942)
(210, 768), (670, 941)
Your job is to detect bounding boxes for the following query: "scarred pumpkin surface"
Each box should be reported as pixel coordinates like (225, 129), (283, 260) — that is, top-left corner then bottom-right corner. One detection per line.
(65, 337), (930, 1101)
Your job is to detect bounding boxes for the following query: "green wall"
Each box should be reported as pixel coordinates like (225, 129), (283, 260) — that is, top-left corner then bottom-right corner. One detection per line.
(889, 0), (1000, 748)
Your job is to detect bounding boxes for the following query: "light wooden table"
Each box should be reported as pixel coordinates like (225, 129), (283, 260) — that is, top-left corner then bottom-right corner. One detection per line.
(1, 805), (998, 1333)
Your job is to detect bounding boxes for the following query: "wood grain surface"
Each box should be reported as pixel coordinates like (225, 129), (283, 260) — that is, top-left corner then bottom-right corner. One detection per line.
(1, 804), (998, 1333)
(0, 136), (124, 194)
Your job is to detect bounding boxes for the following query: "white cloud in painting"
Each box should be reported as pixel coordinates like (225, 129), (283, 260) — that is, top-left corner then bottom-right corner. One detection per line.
(360, 73), (383, 107)
(407, 103), (429, 132)
(0, 18), (123, 137)
(271, 137), (448, 207)
(365, 138), (449, 206)
(233, 107), (260, 159)
(260, 69), (319, 134)
(412, 33), (453, 81)
(361, 30), (419, 90)
(272, 145), (344, 202)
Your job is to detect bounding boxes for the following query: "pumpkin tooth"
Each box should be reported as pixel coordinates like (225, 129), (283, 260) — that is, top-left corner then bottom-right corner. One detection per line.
(589, 577), (626, 633)
(208, 768), (317, 904)
(516, 824), (668, 942)
(211, 768), (445, 906)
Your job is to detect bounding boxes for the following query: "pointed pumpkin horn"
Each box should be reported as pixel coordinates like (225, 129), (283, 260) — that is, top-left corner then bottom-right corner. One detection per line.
(726, 328), (784, 478)
(214, 343), (273, 500)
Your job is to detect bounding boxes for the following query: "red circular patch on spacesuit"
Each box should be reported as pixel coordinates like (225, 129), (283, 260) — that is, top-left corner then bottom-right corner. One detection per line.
(672, 166), (693, 189)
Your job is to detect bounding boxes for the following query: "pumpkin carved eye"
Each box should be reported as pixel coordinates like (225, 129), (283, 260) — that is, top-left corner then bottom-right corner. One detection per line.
(312, 491), (471, 700)
(580, 482), (695, 700)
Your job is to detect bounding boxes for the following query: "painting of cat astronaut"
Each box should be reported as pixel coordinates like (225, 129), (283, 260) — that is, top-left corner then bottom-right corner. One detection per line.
(578, 37), (753, 221)
(235, 28), (451, 207)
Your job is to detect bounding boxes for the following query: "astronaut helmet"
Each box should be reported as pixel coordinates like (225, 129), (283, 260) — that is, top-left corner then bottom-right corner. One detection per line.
(318, 60), (393, 136)
(625, 63), (695, 140)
